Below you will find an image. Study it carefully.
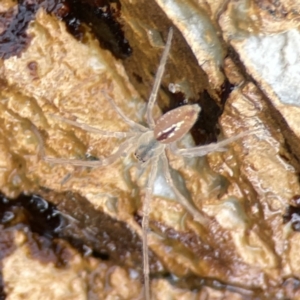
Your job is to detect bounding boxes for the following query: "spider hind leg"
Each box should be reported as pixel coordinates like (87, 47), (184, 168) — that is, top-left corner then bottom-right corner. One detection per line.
(101, 91), (148, 132)
(161, 151), (209, 225)
(146, 28), (173, 129)
(142, 156), (159, 300)
(44, 137), (137, 168)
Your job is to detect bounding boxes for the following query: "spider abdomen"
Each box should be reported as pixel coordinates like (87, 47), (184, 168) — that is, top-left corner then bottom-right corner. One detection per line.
(154, 104), (201, 144)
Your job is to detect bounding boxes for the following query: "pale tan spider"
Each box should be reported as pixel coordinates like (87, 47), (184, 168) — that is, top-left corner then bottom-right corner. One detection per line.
(44, 28), (255, 299)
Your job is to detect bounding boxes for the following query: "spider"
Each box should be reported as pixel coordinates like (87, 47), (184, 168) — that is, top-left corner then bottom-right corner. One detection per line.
(44, 28), (255, 299)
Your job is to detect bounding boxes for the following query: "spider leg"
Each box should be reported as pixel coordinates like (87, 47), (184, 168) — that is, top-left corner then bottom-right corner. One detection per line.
(172, 129), (260, 157)
(161, 151), (208, 225)
(49, 114), (134, 138)
(146, 28), (173, 129)
(44, 137), (137, 167)
(101, 91), (148, 132)
(142, 155), (159, 300)
(30, 123), (46, 158)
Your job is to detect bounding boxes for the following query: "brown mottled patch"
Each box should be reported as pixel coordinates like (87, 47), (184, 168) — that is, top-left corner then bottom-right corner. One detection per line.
(27, 61), (39, 80)
(0, 227), (16, 299)
(40, 190), (163, 274)
(0, 192), (162, 274)
(150, 219), (237, 275)
(25, 233), (72, 268)
(0, 226), (16, 260)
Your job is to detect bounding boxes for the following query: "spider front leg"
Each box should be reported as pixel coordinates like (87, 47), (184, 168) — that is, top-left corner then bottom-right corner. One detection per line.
(142, 155), (159, 300)
(101, 91), (148, 132)
(146, 28), (173, 129)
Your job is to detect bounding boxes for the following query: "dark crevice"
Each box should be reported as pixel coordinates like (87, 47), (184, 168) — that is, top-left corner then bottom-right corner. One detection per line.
(191, 90), (223, 145)
(219, 78), (235, 105)
(0, 192), (141, 267)
(62, 0), (131, 58)
(283, 195), (300, 231)
(0, 194), (62, 238)
(0, 0), (131, 59)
